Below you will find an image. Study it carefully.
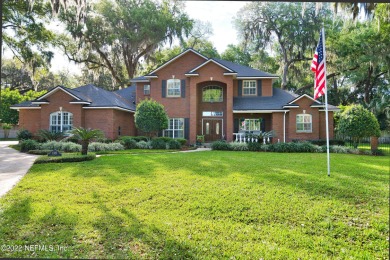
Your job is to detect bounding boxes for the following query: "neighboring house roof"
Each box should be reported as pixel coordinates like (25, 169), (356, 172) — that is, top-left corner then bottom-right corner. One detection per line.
(11, 84), (136, 112)
(233, 88), (298, 111)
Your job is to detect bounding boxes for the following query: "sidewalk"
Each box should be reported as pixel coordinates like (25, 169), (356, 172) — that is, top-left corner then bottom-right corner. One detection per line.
(0, 141), (38, 197)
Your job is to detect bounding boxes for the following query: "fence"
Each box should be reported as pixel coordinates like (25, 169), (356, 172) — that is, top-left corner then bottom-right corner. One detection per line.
(335, 133), (390, 153)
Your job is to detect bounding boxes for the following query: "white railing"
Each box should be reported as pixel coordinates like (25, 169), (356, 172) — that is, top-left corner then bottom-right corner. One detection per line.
(233, 131), (273, 144)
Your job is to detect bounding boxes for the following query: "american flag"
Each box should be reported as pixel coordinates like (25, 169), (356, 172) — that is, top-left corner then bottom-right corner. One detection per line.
(311, 32), (326, 100)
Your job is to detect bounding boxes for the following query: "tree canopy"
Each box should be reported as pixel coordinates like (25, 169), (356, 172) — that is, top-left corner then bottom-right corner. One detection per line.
(134, 99), (168, 139)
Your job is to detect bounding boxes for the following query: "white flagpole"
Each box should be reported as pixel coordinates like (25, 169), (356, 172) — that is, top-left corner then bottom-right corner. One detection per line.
(322, 27), (331, 177)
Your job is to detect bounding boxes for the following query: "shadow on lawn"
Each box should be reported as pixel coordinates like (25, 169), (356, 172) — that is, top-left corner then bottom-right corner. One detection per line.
(91, 192), (196, 259)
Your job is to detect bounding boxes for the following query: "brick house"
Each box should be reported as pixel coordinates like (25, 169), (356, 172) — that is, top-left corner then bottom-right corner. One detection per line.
(11, 48), (338, 143)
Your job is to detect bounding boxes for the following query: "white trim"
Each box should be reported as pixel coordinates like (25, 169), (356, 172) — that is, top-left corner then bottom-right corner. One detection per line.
(184, 73), (199, 77)
(283, 105), (299, 108)
(223, 72), (237, 76)
(288, 94), (321, 104)
(296, 114), (313, 133)
(31, 101), (49, 104)
(319, 108), (339, 111)
(233, 110), (289, 113)
(237, 76), (279, 79)
(10, 107), (41, 110)
(310, 104), (326, 108)
(147, 49), (208, 76)
(242, 80), (257, 96)
(144, 75), (158, 78)
(69, 101), (91, 104)
(188, 59), (235, 73)
(37, 86), (81, 101)
(130, 79), (150, 83)
(83, 107), (135, 113)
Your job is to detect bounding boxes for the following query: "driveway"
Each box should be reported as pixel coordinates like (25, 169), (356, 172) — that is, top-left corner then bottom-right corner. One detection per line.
(0, 141), (38, 197)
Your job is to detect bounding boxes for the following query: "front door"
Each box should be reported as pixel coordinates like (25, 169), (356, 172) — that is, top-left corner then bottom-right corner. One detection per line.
(203, 119), (223, 142)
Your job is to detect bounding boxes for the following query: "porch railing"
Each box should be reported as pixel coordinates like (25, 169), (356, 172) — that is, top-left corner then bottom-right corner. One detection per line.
(233, 130), (274, 144)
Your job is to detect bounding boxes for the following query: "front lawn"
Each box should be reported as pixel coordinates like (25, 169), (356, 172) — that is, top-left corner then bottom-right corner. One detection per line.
(0, 152), (388, 259)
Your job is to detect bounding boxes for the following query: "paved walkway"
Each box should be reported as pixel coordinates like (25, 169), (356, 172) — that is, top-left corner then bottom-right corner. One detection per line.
(0, 141), (38, 197)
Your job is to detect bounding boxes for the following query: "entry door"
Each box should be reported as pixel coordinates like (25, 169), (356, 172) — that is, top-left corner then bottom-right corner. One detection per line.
(203, 119), (223, 142)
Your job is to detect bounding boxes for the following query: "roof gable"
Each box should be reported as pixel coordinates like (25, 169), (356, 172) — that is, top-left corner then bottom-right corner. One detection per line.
(146, 48), (208, 76)
(37, 86), (83, 101)
(287, 94), (322, 105)
(188, 59), (235, 74)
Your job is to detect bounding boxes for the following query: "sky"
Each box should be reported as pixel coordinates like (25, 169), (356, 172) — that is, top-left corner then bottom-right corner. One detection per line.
(46, 1), (249, 74)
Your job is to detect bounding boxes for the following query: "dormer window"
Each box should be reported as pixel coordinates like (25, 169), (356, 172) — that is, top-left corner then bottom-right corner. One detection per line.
(243, 80), (257, 95)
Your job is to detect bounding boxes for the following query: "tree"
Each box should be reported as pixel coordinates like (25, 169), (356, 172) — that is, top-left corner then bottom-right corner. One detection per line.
(221, 44), (251, 67)
(134, 99), (168, 139)
(235, 2), (332, 89)
(337, 105), (381, 147)
(0, 88), (46, 124)
(59, 0), (192, 88)
(70, 127), (104, 155)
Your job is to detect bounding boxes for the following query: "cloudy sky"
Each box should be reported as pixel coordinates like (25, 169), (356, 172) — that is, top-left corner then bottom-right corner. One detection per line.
(43, 1), (249, 74)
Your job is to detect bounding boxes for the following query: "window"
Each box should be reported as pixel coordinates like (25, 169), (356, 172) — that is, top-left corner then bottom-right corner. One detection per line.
(202, 111), (223, 117)
(164, 118), (184, 138)
(296, 114), (312, 133)
(50, 111), (73, 133)
(167, 79), (181, 97)
(202, 86), (223, 102)
(243, 80), (257, 95)
(240, 119), (261, 131)
(144, 85), (150, 95)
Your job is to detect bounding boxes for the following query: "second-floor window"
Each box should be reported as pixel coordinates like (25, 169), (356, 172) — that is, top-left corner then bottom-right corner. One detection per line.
(243, 80), (257, 95)
(167, 79), (181, 97)
(202, 86), (223, 102)
(144, 85), (150, 95)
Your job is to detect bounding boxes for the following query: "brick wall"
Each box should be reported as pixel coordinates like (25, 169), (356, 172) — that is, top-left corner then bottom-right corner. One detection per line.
(113, 110), (135, 139)
(261, 79), (273, 97)
(18, 109), (41, 135)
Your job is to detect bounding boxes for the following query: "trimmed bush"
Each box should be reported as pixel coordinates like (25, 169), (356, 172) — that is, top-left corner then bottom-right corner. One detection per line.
(229, 142), (248, 151)
(211, 141), (231, 151)
(247, 142), (262, 151)
(60, 142), (82, 152)
(175, 138), (187, 146)
(35, 153), (96, 164)
(96, 137), (113, 143)
(121, 137), (137, 149)
(167, 139), (181, 149)
(150, 138), (167, 149)
(88, 142), (125, 152)
(20, 139), (40, 152)
(40, 141), (64, 151)
(28, 150), (53, 155)
(136, 141), (151, 149)
(17, 129), (33, 141)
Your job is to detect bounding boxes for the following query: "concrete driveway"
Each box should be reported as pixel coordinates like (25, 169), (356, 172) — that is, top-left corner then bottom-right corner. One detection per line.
(0, 141), (38, 197)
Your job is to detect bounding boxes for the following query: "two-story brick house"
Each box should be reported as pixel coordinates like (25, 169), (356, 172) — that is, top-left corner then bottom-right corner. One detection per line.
(11, 48), (337, 143)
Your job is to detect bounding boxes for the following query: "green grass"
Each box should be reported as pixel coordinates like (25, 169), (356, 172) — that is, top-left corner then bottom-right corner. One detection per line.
(95, 149), (179, 155)
(357, 143), (390, 155)
(0, 152), (388, 259)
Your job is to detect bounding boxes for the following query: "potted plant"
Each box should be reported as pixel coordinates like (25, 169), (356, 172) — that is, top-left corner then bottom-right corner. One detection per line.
(196, 135), (205, 146)
(2, 123), (12, 139)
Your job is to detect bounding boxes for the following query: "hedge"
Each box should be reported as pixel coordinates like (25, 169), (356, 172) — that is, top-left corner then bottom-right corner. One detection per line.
(34, 153), (96, 164)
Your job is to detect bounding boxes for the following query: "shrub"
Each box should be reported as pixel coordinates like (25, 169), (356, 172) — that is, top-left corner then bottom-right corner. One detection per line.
(20, 139), (40, 152)
(17, 129), (33, 141)
(28, 150), (53, 155)
(96, 137), (112, 143)
(136, 141), (151, 149)
(247, 142), (262, 151)
(41, 141), (63, 151)
(175, 138), (187, 146)
(211, 141), (231, 151)
(121, 137), (137, 149)
(371, 149), (384, 156)
(308, 139), (346, 146)
(34, 153), (96, 164)
(329, 145), (349, 154)
(229, 142), (248, 151)
(88, 142), (125, 152)
(36, 129), (64, 142)
(167, 139), (181, 149)
(60, 142), (82, 152)
(150, 138), (167, 149)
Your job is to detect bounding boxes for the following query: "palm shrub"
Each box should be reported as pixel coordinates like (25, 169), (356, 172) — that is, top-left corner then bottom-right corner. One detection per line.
(37, 129), (64, 142)
(70, 127), (104, 155)
(17, 129), (33, 141)
(229, 142), (249, 151)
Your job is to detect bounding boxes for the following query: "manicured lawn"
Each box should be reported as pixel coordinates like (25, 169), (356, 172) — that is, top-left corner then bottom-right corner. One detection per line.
(0, 152), (388, 259)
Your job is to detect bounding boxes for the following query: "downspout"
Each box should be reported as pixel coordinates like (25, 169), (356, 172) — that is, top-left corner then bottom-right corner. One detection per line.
(283, 110), (287, 143)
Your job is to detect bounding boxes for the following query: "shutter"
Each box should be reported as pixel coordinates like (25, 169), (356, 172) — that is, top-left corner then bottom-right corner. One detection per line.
(181, 79), (186, 98)
(162, 80), (167, 98)
(234, 118), (239, 133)
(261, 118), (266, 132)
(184, 118), (190, 140)
(238, 80), (242, 96)
(257, 80), (262, 96)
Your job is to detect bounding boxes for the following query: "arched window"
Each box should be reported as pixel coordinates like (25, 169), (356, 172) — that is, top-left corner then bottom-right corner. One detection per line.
(202, 86), (223, 102)
(50, 111), (73, 133)
(296, 114), (312, 133)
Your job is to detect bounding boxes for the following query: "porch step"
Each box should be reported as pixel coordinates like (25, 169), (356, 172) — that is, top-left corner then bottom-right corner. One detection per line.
(198, 142), (212, 148)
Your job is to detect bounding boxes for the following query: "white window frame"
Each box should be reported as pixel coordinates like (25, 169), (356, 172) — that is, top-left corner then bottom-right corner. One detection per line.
(167, 79), (181, 97)
(163, 118), (184, 138)
(144, 85), (150, 95)
(240, 119), (261, 131)
(243, 80), (257, 96)
(296, 114), (312, 133)
(50, 111), (73, 133)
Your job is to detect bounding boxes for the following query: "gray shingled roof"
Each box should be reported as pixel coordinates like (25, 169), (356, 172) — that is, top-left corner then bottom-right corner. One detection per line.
(11, 84), (136, 111)
(233, 88), (298, 110)
(212, 58), (278, 78)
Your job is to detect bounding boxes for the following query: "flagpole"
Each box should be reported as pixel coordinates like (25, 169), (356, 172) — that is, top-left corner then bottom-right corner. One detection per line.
(322, 27), (331, 177)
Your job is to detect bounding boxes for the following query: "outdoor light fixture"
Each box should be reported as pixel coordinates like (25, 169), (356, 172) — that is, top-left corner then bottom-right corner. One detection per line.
(172, 75), (175, 79)
(210, 77), (213, 81)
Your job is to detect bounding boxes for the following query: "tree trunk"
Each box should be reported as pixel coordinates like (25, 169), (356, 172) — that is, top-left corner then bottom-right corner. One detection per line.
(81, 141), (88, 155)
